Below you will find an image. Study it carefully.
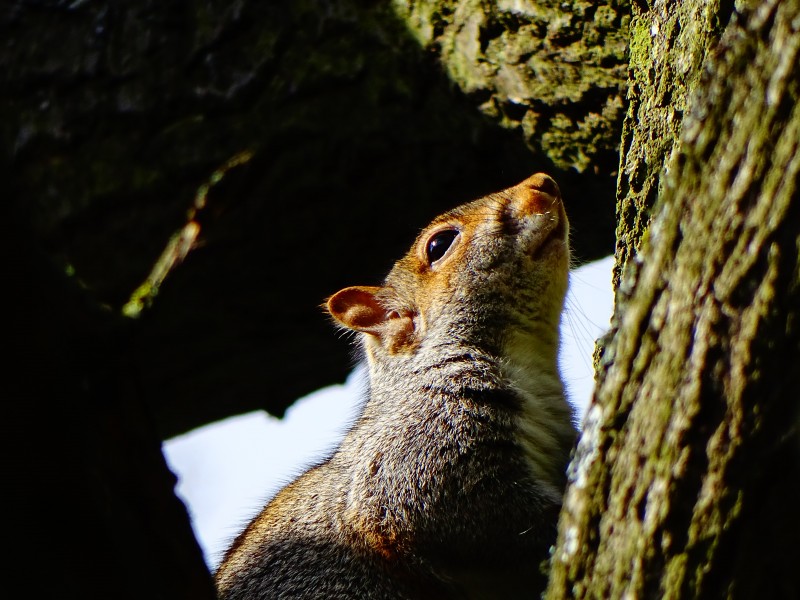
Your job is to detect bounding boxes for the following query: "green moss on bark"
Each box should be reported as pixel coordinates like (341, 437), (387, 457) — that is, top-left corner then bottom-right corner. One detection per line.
(549, 1), (800, 597)
(392, 0), (629, 173)
(613, 0), (731, 289)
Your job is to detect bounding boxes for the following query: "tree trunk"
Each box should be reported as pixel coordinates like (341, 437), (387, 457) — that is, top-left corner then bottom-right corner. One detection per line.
(547, 1), (800, 597)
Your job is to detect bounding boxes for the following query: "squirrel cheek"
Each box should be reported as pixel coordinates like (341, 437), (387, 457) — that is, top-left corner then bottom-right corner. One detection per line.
(377, 313), (418, 355)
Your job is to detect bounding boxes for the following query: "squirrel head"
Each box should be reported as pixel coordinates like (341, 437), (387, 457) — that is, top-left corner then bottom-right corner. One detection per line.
(327, 173), (569, 367)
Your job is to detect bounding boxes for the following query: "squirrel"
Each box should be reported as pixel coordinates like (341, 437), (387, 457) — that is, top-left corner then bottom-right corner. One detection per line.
(215, 173), (577, 599)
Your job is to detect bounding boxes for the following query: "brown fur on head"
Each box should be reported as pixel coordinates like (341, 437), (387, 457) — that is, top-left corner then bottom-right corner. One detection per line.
(327, 172), (569, 366)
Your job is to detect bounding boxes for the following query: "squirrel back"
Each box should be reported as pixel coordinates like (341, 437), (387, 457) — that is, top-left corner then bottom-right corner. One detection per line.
(216, 173), (577, 599)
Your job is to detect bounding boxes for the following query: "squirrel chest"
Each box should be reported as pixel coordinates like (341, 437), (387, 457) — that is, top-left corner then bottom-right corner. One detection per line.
(216, 173), (577, 599)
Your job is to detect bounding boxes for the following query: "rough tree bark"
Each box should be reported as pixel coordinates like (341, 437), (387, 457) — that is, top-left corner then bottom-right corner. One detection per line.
(613, 0), (732, 285)
(547, 1), (800, 597)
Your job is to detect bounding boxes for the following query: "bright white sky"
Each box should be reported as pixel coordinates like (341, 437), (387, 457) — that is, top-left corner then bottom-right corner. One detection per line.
(163, 255), (615, 569)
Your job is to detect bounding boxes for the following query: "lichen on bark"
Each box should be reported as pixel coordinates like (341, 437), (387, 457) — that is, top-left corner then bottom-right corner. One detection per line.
(391, 0), (630, 174)
(613, 0), (733, 289)
(549, 1), (800, 597)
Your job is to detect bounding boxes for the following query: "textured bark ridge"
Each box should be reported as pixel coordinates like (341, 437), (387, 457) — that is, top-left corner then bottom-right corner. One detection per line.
(613, 0), (732, 287)
(548, 1), (800, 597)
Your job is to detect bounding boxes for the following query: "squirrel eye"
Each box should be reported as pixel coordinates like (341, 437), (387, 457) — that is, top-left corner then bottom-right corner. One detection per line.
(426, 229), (459, 264)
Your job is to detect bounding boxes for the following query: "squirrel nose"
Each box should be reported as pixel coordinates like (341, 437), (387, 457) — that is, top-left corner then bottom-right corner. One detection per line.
(523, 173), (560, 198)
(513, 173), (562, 217)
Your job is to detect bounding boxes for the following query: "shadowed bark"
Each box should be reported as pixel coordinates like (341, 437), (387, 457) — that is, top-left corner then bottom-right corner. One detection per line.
(6, 218), (216, 598)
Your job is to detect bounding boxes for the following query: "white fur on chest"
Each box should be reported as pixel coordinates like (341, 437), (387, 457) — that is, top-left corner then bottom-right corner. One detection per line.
(502, 331), (573, 502)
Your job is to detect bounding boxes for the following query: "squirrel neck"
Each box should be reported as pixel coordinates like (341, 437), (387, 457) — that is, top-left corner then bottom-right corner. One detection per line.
(361, 338), (572, 481)
(333, 335), (575, 563)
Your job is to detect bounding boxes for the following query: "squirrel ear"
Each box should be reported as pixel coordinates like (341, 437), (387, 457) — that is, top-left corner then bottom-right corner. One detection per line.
(327, 287), (417, 352)
(326, 286), (387, 334)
